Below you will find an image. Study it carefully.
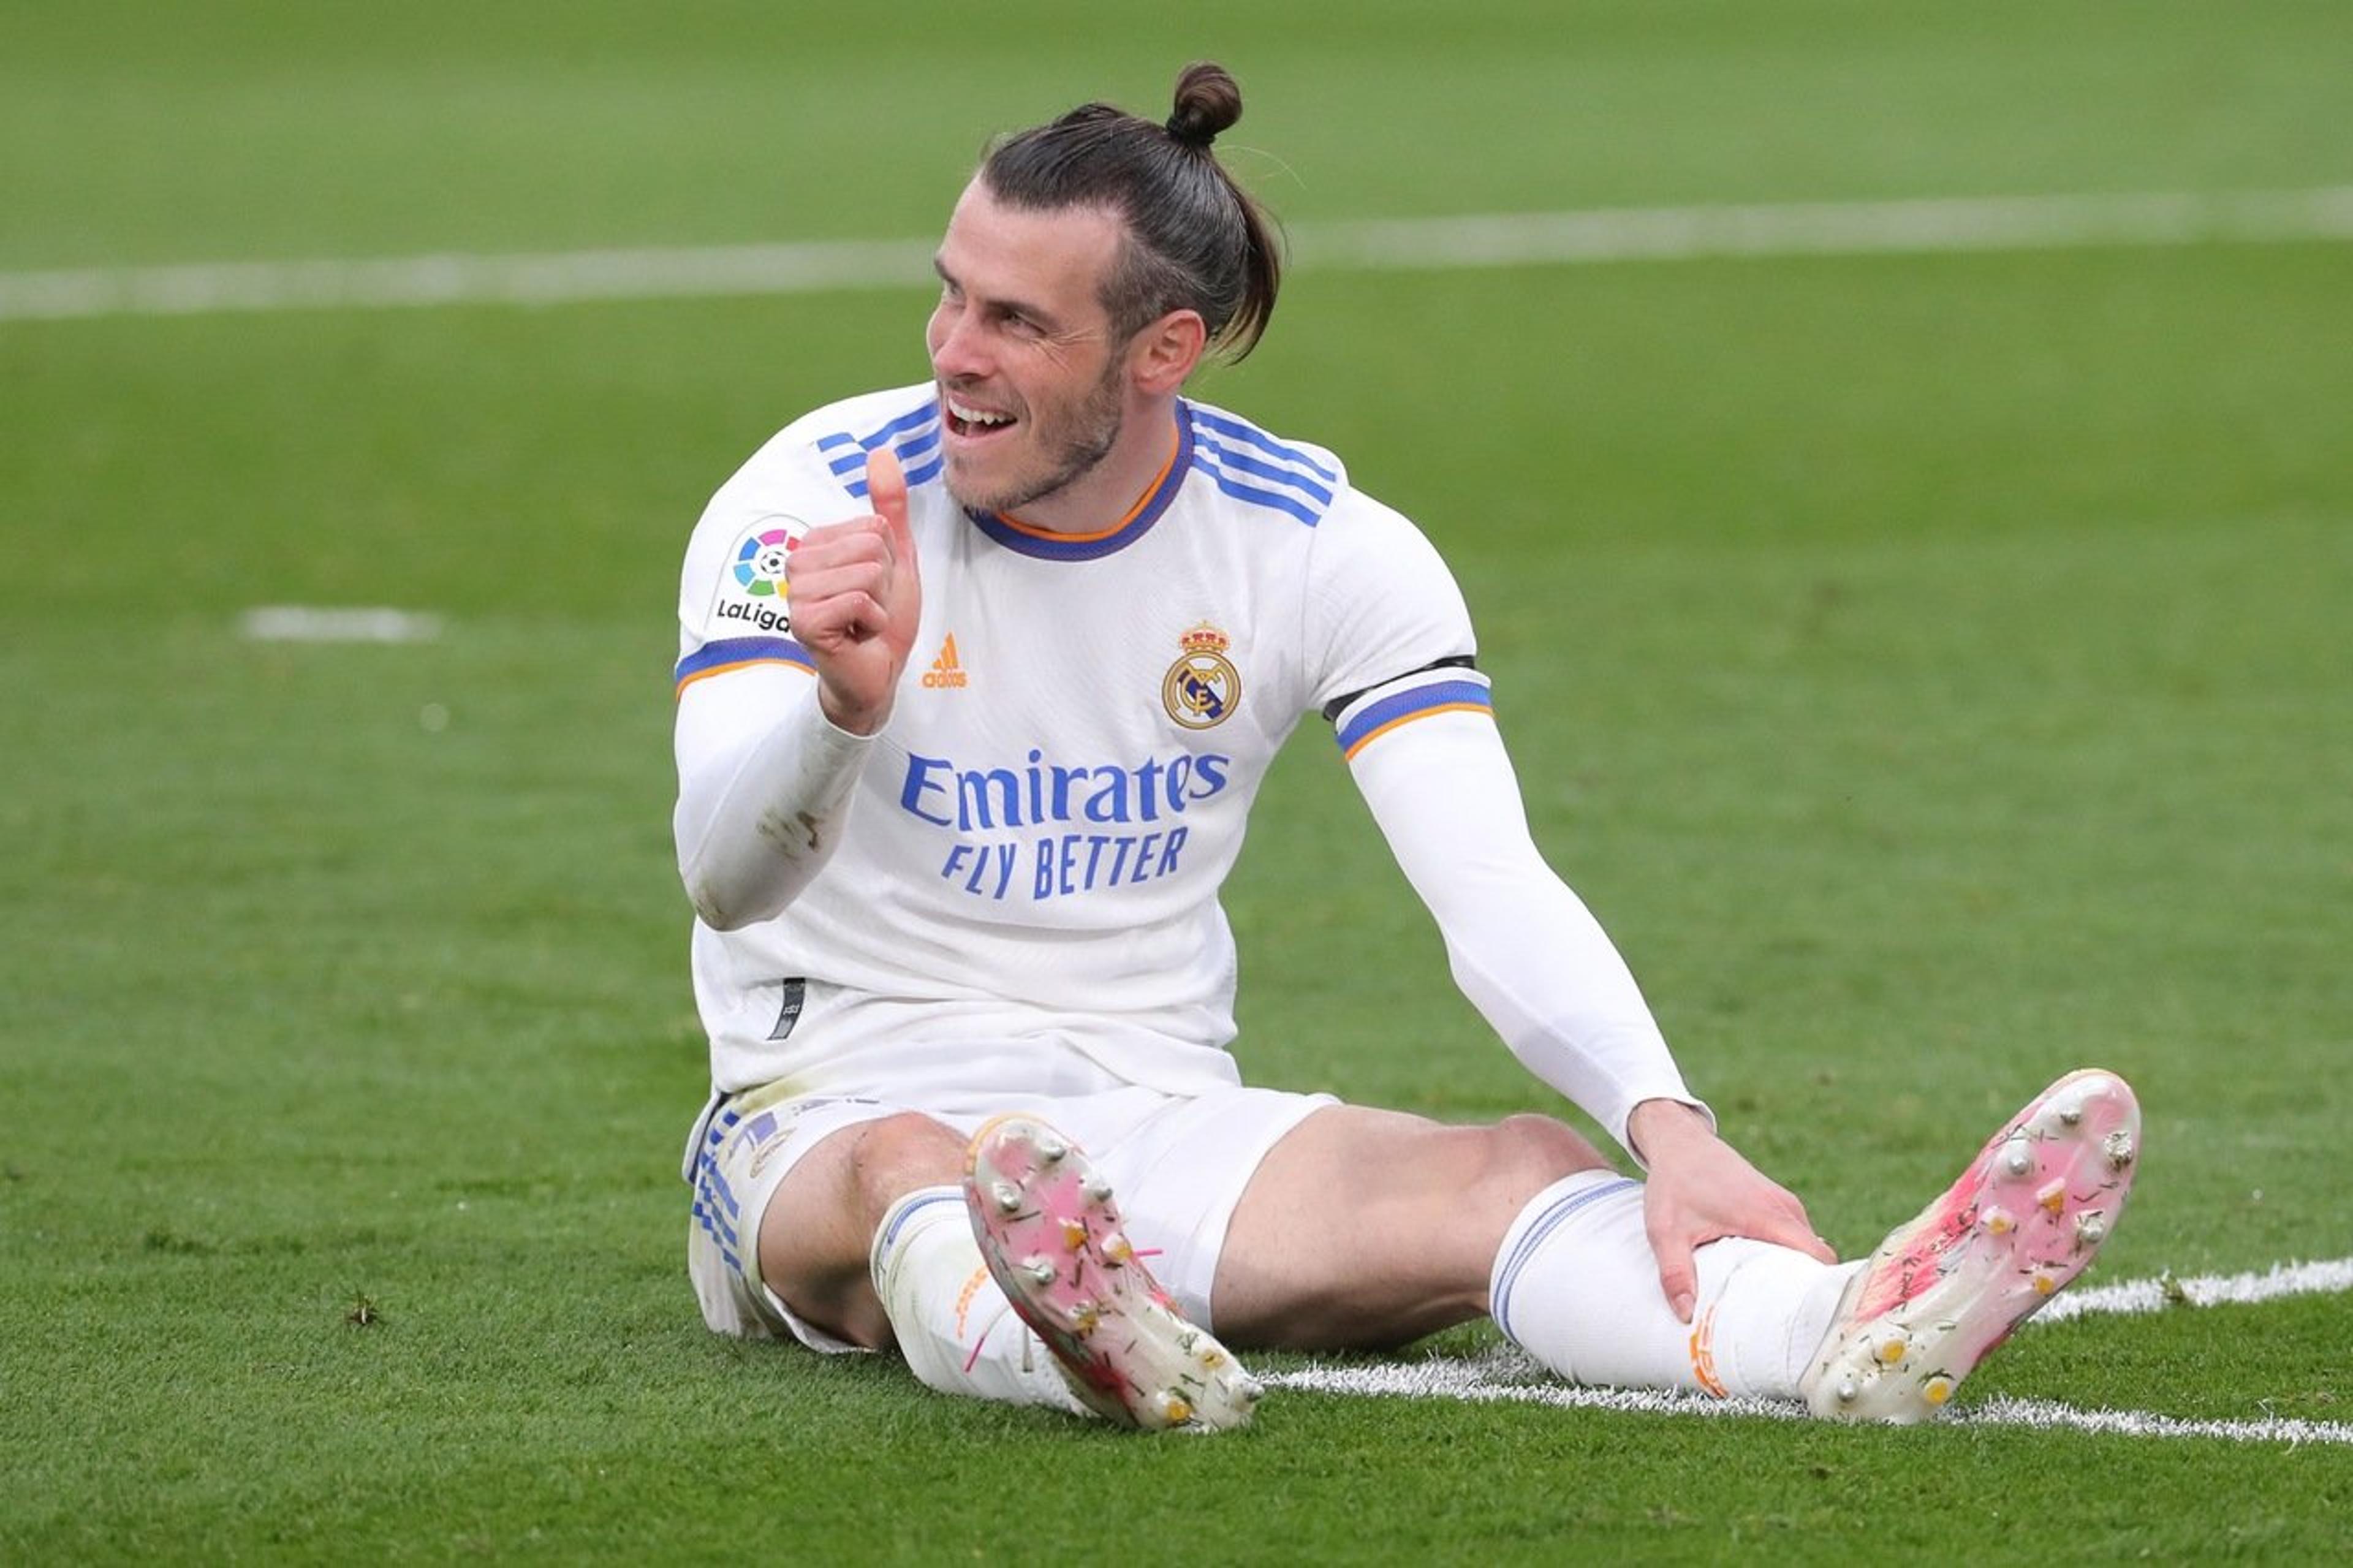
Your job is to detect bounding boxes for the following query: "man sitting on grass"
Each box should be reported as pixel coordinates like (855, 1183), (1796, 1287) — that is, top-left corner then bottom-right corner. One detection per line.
(670, 62), (2139, 1430)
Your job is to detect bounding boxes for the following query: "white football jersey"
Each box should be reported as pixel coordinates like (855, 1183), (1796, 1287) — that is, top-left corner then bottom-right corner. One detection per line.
(674, 384), (1495, 1102)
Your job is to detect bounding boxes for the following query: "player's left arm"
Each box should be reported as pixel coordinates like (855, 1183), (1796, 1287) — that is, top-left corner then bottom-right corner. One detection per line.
(1341, 689), (1834, 1315)
(1336, 686), (1688, 1146)
(1311, 495), (1830, 1316)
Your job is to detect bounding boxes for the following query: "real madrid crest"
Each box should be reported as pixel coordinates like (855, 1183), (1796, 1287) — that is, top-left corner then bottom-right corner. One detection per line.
(1162, 623), (1241, 730)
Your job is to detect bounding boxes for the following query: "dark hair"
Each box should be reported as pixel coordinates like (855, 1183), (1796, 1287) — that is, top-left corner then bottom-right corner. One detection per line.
(980, 62), (1281, 362)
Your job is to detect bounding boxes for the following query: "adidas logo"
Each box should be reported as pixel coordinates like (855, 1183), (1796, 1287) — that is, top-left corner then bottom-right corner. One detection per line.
(920, 632), (969, 690)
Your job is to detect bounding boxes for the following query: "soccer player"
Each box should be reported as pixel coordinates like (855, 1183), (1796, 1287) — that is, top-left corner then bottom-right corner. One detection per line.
(673, 63), (2139, 1429)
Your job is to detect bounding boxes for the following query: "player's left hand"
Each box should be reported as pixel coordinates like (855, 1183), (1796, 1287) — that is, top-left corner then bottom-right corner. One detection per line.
(1625, 1098), (1836, 1322)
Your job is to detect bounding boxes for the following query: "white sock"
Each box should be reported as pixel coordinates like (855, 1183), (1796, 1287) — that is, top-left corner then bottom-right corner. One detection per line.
(1489, 1170), (1861, 1399)
(869, 1186), (1088, 1415)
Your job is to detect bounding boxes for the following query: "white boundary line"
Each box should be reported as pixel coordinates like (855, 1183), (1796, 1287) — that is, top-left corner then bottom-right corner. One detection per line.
(239, 605), (444, 643)
(1299, 185), (2353, 271)
(2038, 1254), (2353, 1324)
(1268, 1357), (2353, 1449)
(6, 185), (2351, 324)
(1265, 1257), (2353, 1446)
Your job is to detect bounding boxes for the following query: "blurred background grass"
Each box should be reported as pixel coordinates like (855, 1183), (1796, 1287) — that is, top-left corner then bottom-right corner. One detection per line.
(3, 1), (2350, 1557)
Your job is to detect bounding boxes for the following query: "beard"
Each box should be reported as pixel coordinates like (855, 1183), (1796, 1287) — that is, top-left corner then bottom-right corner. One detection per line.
(941, 359), (1125, 517)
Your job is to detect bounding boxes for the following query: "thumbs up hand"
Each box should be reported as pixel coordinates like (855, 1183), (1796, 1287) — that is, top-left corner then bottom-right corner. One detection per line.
(784, 447), (925, 735)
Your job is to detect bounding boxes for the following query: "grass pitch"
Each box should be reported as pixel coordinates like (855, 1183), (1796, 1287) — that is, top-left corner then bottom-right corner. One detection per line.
(4, 2), (2351, 1559)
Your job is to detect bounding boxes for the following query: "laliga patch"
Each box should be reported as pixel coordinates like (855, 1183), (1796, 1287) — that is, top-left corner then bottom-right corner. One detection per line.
(709, 513), (809, 635)
(731, 515), (807, 599)
(1162, 622), (1241, 730)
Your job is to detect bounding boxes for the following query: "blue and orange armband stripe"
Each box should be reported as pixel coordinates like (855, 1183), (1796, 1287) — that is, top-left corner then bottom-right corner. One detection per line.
(674, 636), (816, 696)
(1332, 676), (1494, 760)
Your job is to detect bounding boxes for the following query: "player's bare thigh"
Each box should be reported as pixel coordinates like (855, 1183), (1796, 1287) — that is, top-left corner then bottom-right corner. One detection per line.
(758, 1111), (967, 1349)
(1211, 1105), (1615, 1350)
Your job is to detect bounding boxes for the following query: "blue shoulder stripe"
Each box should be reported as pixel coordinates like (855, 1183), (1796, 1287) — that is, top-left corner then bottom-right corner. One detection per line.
(845, 450), (943, 499)
(1189, 406), (1339, 482)
(1186, 404), (1339, 526)
(828, 420), (941, 478)
(1197, 466), (1325, 527)
(816, 398), (936, 455)
(1194, 434), (1335, 506)
(817, 398), (945, 498)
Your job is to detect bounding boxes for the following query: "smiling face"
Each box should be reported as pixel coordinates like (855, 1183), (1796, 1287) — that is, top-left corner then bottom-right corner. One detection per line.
(925, 181), (1147, 520)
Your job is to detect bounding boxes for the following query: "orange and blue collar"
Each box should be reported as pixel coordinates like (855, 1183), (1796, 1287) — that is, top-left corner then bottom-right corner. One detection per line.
(966, 411), (1193, 562)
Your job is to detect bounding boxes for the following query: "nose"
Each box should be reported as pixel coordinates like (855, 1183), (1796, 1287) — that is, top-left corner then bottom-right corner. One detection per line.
(928, 300), (987, 381)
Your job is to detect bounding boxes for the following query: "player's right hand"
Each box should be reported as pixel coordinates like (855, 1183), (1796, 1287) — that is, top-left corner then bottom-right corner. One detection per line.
(784, 447), (923, 735)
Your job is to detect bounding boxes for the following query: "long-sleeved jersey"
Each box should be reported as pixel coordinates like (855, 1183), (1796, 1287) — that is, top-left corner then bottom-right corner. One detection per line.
(673, 385), (1699, 1147)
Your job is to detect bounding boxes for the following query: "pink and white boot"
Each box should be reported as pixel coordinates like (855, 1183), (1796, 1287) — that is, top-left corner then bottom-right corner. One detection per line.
(1803, 1067), (2142, 1422)
(964, 1114), (1262, 1432)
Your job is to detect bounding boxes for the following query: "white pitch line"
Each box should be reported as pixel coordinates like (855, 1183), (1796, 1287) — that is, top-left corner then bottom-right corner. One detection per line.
(0, 239), (938, 324)
(6, 184), (2352, 324)
(1299, 184), (2353, 272)
(239, 605), (444, 643)
(1270, 1350), (1809, 1425)
(2039, 1255), (2353, 1324)
(1963, 1395), (2353, 1449)
(1265, 1257), (2353, 1446)
(1267, 1356), (2353, 1448)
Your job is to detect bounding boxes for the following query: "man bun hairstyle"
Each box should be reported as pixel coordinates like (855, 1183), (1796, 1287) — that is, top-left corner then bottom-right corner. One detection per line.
(1164, 61), (1242, 150)
(981, 61), (1281, 362)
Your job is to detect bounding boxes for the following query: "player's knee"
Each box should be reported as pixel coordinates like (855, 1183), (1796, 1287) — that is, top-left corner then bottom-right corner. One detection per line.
(1483, 1114), (1612, 1200)
(758, 1113), (966, 1350)
(841, 1112), (968, 1218)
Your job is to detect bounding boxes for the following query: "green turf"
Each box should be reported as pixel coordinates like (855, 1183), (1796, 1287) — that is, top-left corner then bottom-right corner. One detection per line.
(5, 1), (2352, 1559)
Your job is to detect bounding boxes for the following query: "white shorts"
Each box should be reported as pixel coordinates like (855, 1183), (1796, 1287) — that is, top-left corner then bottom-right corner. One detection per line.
(685, 1078), (1334, 1352)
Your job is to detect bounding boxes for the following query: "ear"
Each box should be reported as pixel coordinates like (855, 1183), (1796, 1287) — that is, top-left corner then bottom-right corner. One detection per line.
(1126, 309), (1208, 396)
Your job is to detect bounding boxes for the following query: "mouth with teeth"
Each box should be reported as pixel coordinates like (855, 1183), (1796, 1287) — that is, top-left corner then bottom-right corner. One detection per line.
(944, 390), (1020, 440)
